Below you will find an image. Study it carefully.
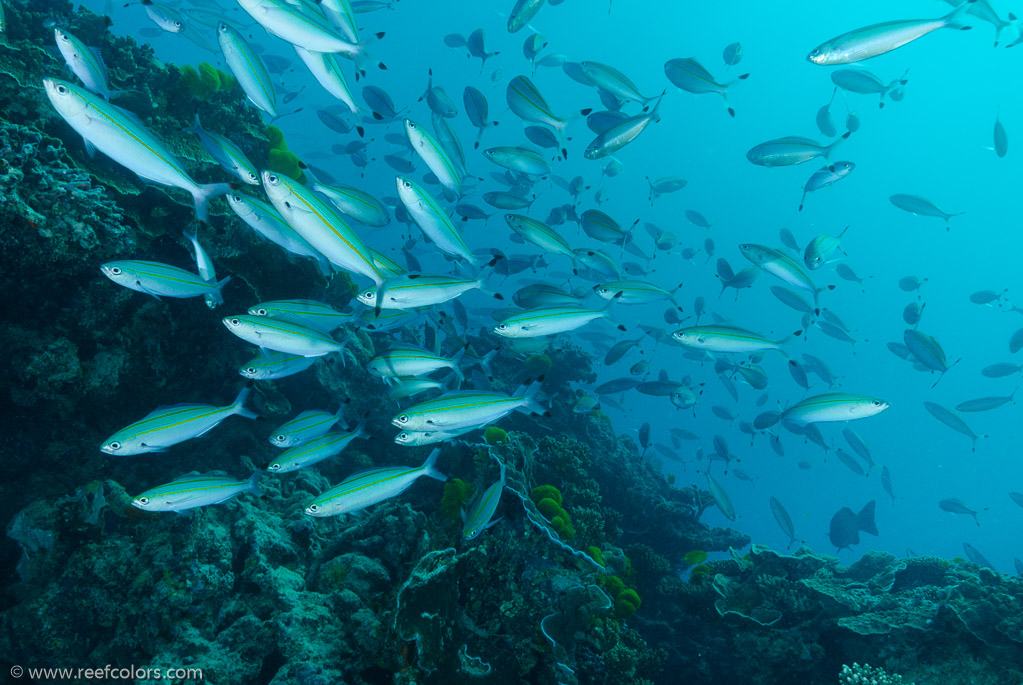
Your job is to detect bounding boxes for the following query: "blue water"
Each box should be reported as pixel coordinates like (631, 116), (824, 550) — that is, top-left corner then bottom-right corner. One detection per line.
(76, 0), (1022, 574)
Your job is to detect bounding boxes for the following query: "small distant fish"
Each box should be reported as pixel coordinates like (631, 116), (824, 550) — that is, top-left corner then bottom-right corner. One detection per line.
(685, 209), (711, 227)
(831, 68), (908, 108)
(268, 422), (368, 473)
(707, 474), (736, 521)
(923, 402), (986, 452)
(799, 162), (855, 211)
(722, 41), (743, 66)
(769, 497), (798, 549)
(994, 109), (1008, 157)
(673, 325), (794, 355)
(463, 460), (505, 539)
(101, 260), (229, 301)
(648, 177), (688, 203)
(955, 391), (1016, 412)
(938, 498), (985, 526)
(962, 542), (994, 570)
(890, 194), (964, 230)
(664, 57), (749, 117)
(239, 351), (316, 380)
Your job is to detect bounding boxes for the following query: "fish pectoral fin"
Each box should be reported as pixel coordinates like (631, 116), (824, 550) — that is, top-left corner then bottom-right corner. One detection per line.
(133, 281), (163, 300)
(83, 137), (96, 158)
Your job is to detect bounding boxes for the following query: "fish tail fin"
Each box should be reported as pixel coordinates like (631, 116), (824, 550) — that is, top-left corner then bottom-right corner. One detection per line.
(190, 182), (232, 223)
(723, 75), (749, 118)
(247, 471), (263, 498)
(943, 0), (976, 30)
(516, 376), (549, 416)
(422, 447), (447, 481)
(352, 33), (387, 79)
(857, 500), (878, 536)
(355, 416), (371, 440)
(231, 386), (259, 419)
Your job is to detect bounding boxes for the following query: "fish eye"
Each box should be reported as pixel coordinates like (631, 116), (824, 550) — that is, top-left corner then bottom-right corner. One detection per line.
(248, 172), (258, 181)
(873, 400), (883, 407)
(138, 497), (149, 505)
(56, 84), (68, 95)
(269, 463), (280, 471)
(59, 33), (69, 41)
(218, 23), (228, 32)
(398, 432), (409, 440)
(403, 180), (412, 189)
(267, 174), (279, 184)
(108, 441), (121, 450)
(397, 415), (409, 424)
(110, 266), (122, 275)
(308, 504), (318, 512)
(407, 121), (416, 129)
(497, 324), (507, 330)
(231, 194), (242, 202)
(256, 308), (267, 316)
(173, 21), (182, 28)
(229, 318), (240, 325)
(246, 367), (257, 375)
(275, 434), (285, 442)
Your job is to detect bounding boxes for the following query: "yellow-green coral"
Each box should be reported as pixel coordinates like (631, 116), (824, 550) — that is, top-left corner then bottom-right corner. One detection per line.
(483, 426), (508, 446)
(530, 485), (562, 507)
(684, 550), (708, 566)
(614, 588), (641, 619)
(265, 126), (305, 182)
(586, 546), (604, 566)
(440, 479), (474, 521)
(179, 63), (238, 98)
(600, 575), (625, 597)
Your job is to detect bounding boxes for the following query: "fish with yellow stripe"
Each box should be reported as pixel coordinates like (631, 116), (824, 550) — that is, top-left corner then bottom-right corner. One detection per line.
(132, 472), (261, 512)
(305, 448), (446, 517)
(101, 260), (230, 301)
(43, 79), (231, 221)
(392, 381), (545, 432)
(463, 459), (505, 539)
(101, 388), (257, 455)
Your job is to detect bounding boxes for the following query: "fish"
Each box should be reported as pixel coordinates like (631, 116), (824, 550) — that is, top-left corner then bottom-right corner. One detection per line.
(54, 28), (116, 101)
(100, 260), (229, 301)
(239, 351), (317, 380)
(830, 68), (909, 108)
(828, 501), (878, 550)
(684, 209), (710, 227)
(981, 362), (1021, 378)
(262, 170), (383, 287)
(836, 449), (866, 476)
(938, 498), (984, 526)
(269, 409), (345, 447)
(183, 112), (259, 185)
(495, 300), (624, 338)
(181, 229), (221, 310)
(368, 344), (464, 380)
(941, 0), (1011, 45)
(305, 448), (446, 517)
(584, 95), (664, 159)
(994, 110), (1008, 157)
(44, 79), (231, 221)
(393, 426), (476, 446)
(463, 86), (497, 148)
(799, 162), (855, 211)
(514, 282), (583, 309)
(739, 243), (829, 306)
(769, 497), (798, 549)
(467, 28), (499, 70)
(421, 69), (458, 119)
(483, 146), (551, 177)
(463, 460), (506, 539)
(405, 119), (462, 195)
(508, 0), (544, 33)
(778, 393), (889, 426)
(506, 75), (581, 157)
(706, 474), (736, 520)
(222, 315), (347, 357)
(320, 0), (360, 43)
(803, 226), (850, 270)
(903, 329), (959, 387)
(771, 287), (815, 316)
(227, 193), (331, 274)
(101, 387), (257, 455)
(267, 422), (368, 473)
(236, 0), (364, 56)
(217, 22), (277, 118)
(903, 302), (924, 326)
(955, 392), (1016, 412)
(580, 61), (657, 106)
(923, 402), (985, 451)
(596, 378), (641, 394)
(505, 214), (577, 265)
(746, 133), (850, 167)
(396, 177), (475, 263)
(663, 57), (749, 117)
(881, 466), (896, 506)
(962, 542), (994, 570)
(294, 46), (358, 114)
(593, 280), (681, 308)
(889, 194), (963, 230)
(581, 209), (632, 244)
(722, 42), (743, 65)
(358, 272), (499, 311)
(672, 325), (794, 354)
(132, 472), (261, 512)
(1010, 491), (1023, 509)
(312, 182), (389, 227)
(806, 2), (976, 65)
(392, 383), (545, 432)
